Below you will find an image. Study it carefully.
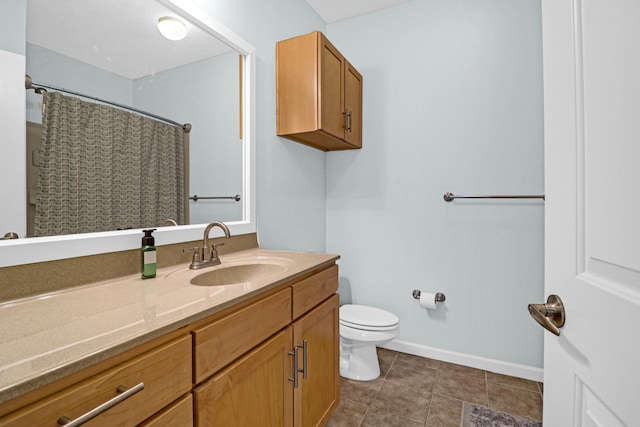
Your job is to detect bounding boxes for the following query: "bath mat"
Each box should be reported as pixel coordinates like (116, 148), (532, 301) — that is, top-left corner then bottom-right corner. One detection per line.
(461, 403), (542, 427)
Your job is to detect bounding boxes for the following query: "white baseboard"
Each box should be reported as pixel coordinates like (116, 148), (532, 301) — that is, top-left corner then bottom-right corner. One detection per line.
(380, 339), (543, 383)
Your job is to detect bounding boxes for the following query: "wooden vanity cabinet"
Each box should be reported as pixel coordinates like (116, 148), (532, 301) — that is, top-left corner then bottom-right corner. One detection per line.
(290, 265), (340, 426)
(192, 288), (292, 384)
(277, 31), (363, 151)
(194, 328), (295, 426)
(193, 264), (339, 427)
(0, 262), (339, 427)
(292, 294), (340, 427)
(0, 335), (192, 427)
(140, 394), (194, 427)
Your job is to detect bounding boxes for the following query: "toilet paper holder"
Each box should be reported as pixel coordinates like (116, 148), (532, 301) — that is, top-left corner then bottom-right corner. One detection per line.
(412, 289), (446, 302)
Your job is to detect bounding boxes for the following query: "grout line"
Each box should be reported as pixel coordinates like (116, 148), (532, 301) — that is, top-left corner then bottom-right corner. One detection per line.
(424, 389), (434, 426)
(357, 406), (368, 427)
(484, 369), (490, 409)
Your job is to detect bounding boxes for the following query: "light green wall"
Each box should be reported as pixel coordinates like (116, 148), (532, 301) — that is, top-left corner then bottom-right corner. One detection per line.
(0, 0), (26, 55)
(187, 0), (329, 252)
(326, 0), (545, 369)
(25, 44), (133, 123)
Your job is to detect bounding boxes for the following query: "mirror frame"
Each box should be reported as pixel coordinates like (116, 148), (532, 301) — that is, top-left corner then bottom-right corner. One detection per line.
(0, 0), (256, 268)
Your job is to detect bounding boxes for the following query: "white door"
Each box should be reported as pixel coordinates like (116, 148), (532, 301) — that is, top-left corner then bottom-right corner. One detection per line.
(540, 0), (640, 425)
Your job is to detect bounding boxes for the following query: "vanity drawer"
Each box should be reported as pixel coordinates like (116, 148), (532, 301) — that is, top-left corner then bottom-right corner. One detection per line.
(0, 335), (192, 427)
(140, 393), (193, 427)
(192, 288), (291, 383)
(291, 265), (338, 320)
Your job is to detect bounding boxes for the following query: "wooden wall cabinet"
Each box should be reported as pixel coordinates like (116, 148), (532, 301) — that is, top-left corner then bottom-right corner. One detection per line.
(277, 31), (363, 151)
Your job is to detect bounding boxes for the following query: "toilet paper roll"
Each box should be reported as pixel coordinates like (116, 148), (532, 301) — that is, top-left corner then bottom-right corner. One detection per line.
(419, 292), (438, 309)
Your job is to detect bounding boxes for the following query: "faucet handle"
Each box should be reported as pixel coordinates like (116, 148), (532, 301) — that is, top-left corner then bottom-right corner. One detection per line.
(211, 242), (225, 260)
(183, 247), (202, 263)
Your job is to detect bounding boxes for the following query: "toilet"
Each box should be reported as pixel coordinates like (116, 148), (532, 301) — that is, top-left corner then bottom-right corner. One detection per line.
(339, 304), (400, 381)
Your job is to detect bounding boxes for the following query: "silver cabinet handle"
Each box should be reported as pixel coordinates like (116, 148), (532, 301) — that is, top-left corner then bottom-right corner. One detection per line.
(528, 295), (565, 336)
(288, 340), (308, 388)
(288, 347), (300, 389)
(347, 111), (353, 132)
(57, 382), (144, 426)
(301, 339), (308, 380)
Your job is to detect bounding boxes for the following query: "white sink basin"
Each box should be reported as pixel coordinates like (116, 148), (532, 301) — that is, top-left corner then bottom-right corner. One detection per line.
(164, 256), (296, 288)
(190, 263), (287, 287)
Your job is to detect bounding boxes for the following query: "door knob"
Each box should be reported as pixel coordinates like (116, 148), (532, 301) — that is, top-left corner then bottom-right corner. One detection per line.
(528, 294), (565, 336)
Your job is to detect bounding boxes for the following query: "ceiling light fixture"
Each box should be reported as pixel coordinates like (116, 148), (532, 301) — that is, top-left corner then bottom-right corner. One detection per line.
(157, 16), (188, 41)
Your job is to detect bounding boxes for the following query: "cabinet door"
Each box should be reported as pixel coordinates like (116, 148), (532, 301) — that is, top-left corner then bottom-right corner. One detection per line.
(318, 34), (345, 141)
(293, 294), (340, 427)
(344, 61), (363, 149)
(193, 328), (294, 427)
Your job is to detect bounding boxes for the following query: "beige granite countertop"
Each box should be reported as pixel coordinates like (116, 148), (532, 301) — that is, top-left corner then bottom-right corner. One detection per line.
(0, 248), (339, 404)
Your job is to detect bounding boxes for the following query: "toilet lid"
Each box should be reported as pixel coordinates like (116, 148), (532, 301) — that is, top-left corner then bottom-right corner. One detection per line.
(340, 304), (399, 328)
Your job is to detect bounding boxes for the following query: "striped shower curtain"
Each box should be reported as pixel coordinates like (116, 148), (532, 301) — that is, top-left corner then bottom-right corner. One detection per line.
(34, 91), (186, 237)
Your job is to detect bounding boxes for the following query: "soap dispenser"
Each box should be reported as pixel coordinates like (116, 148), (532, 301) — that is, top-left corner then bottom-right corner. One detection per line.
(141, 229), (157, 279)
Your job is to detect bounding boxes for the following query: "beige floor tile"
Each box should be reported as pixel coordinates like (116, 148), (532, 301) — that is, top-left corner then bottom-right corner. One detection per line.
(371, 381), (431, 423)
(330, 353), (544, 427)
(426, 394), (463, 427)
(327, 398), (368, 427)
(386, 358), (438, 391)
(488, 382), (543, 421)
(486, 371), (539, 393)
(433, 370), (488, 406)
(394, 351), (440, 370)
(376, 347), (397, 378)
(361, 407), (424, 427)
(340, 377), (383, 406)
(438, 361), (485, 380)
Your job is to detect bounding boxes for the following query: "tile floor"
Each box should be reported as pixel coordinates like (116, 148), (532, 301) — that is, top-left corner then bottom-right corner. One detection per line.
(328, 348), (543, 427)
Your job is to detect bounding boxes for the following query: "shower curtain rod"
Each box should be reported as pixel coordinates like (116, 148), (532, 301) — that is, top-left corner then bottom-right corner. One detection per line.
(25, 74), (191, 132)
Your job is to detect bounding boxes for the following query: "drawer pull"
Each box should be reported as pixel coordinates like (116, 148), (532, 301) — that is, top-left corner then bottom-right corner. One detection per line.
(287, 339), (308, 388)
(300, 339), (308, 380)
(288, 347), (300, 389)
(57, 382), (145, 426)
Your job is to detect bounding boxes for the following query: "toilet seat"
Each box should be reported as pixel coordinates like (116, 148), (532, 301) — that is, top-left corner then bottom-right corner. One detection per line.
(340, 305), (399, 331)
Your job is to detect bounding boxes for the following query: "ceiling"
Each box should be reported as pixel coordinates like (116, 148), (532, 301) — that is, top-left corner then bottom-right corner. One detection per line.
(26, 0), (232, 79)
(25, 0), (411, 80)
(305, 0), (413, 23)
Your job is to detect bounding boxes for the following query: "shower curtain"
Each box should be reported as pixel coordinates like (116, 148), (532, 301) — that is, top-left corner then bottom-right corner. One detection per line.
(34, 91), (186, 236)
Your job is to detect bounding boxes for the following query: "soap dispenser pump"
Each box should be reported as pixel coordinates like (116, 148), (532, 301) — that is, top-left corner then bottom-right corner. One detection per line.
(141, 229), (157, 279)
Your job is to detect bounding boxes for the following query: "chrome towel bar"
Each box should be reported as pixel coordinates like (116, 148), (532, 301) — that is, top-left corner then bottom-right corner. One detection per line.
(443, 192), (545, 202)
(189, 194), (241, 202)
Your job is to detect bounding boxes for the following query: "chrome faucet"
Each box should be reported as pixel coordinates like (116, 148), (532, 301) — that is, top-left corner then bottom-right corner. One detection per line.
(184, 221), (231, 270)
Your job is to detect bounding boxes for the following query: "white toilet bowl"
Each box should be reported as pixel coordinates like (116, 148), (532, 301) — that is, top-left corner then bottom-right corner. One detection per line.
(339, 304), (400, 381)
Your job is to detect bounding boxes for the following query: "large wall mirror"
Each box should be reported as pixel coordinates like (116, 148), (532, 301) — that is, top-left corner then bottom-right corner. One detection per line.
(0, 0), (256, 267)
